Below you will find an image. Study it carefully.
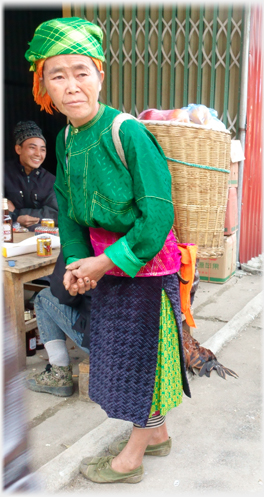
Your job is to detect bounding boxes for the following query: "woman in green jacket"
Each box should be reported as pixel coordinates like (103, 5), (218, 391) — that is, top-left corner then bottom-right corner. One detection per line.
(25, 16), (191, 485)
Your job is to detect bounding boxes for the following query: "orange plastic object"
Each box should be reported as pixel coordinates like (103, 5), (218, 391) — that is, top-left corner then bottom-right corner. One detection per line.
(178, 243), (198, 328)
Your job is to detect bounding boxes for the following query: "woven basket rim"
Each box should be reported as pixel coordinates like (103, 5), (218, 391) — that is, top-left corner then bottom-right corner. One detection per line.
(140, 119), (231, 135)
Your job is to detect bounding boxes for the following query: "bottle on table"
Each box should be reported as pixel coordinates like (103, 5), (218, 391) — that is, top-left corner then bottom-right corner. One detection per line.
(24, 310), (36, 356)
(31, 309), (44, 350)
(35, 328), (44, 350)
(2, 198), (13, 243)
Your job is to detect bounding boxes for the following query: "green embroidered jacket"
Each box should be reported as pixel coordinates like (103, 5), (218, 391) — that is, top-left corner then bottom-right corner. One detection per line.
(54, 103), (174, 277)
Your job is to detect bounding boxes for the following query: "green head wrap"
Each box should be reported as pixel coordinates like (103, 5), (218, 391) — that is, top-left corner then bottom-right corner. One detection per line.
(25, 17), (105, 71)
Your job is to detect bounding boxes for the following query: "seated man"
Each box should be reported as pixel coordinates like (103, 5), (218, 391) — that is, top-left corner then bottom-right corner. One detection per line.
(4, 120), (58, 231)
(26, 249), (91, 397)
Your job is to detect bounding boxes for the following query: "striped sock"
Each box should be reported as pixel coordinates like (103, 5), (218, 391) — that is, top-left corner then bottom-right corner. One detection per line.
(133, 414), (166, 429)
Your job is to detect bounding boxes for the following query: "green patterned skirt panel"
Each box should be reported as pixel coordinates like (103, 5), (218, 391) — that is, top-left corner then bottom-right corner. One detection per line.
(150, 289), (183, 417)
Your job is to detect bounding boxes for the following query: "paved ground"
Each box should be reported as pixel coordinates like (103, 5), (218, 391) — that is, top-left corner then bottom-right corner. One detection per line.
(24, 342), (107, 471)
(23, 270), (263, 493)
(60, 312), (262, 494)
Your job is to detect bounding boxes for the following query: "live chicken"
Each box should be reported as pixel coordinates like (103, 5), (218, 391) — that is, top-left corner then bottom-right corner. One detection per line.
(183, 329), (238, 380)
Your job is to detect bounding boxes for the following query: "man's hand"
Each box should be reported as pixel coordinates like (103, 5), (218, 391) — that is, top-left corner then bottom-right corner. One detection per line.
(7, 200), (15, 212)
(17, 215), (40, 227)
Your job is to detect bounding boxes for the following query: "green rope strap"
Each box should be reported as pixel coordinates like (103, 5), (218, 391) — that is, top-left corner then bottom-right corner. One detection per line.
(165, 156), (230, 174)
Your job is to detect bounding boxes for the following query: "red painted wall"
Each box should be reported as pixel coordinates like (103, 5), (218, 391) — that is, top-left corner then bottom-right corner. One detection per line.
(239, 6), (263, 263)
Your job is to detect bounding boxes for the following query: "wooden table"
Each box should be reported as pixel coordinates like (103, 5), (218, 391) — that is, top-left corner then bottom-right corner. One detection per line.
(3, 232), (60, 370)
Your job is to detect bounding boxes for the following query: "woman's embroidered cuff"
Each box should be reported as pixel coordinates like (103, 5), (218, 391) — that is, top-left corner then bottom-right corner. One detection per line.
(62, 240), (90, 263)
(66, 256), (80, 265)
(104, 236), (144, 278)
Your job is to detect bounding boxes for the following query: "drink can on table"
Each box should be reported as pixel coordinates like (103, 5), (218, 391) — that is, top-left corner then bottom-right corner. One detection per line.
(37, 236), (52, 257)
(41, 218), (55, 228)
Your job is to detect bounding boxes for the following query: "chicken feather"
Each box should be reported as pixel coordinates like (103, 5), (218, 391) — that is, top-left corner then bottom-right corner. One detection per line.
(183, 329), (238, 380)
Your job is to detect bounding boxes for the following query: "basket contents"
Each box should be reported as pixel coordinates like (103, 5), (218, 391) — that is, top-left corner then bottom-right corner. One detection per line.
(138, 108), (189, 123)
(138, 104), (226, 131)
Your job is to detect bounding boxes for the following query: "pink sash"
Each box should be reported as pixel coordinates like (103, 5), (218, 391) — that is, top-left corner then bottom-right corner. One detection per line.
(89, 227), (181, 277)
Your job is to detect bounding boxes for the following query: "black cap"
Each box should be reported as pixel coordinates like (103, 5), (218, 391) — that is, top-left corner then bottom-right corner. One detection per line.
(14, 121), (46, 146)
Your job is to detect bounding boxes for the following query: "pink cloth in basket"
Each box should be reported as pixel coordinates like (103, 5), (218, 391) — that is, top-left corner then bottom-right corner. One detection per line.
(89, 227), (181, 277)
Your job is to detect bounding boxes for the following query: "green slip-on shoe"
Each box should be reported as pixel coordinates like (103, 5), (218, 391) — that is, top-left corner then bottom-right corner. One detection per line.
(109, 436), (172, 457)
(80, 455), (144, 484)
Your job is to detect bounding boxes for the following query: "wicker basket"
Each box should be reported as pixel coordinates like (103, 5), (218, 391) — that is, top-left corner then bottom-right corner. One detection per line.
(143, 121), (231, 258)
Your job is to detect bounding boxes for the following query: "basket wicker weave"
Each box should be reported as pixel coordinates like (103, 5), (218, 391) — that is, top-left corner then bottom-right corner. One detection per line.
(143, 121), (231, 258)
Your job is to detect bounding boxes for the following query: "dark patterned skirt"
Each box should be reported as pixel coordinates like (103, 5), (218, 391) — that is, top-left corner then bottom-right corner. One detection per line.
(89, 273), (191, 427)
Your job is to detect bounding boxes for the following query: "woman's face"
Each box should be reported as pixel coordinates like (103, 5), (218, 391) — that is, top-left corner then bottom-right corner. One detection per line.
(42, 54), (104, 128)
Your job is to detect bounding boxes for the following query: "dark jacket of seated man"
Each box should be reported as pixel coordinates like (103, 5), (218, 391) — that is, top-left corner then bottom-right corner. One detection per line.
(49, 248), (92, 350)
(5, 158), (58, 227)
(4, 120), (58, 231)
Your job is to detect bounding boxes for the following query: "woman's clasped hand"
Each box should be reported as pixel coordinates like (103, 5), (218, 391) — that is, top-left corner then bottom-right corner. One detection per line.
(64, 253), (115, 295)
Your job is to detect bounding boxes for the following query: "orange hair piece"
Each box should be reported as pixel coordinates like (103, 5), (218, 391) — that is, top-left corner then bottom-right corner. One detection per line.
(33, 59), (58, 114)
(91, 57), (103, 72)
(33, 57), (103, 115)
